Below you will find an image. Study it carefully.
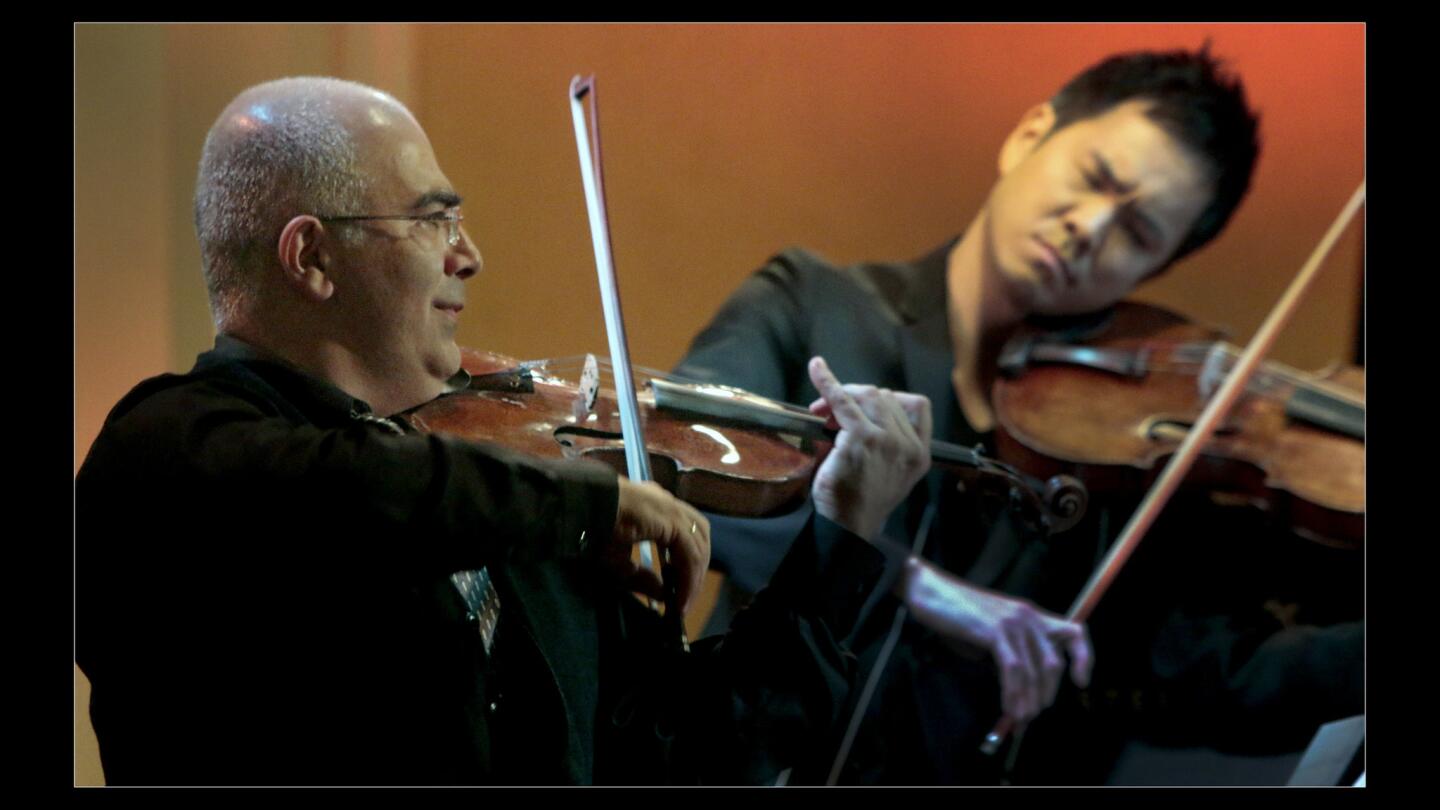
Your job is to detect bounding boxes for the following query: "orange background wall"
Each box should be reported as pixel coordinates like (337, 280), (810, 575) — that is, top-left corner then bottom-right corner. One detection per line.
(74, 23), (1364, 785)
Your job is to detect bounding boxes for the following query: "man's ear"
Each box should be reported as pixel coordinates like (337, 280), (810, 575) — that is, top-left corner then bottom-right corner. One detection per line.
(997, 102), (1057, 176)
(277, 215), (336, 302)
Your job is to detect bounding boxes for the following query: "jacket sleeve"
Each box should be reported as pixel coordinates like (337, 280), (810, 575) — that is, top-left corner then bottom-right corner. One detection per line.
(674, 251), (820, 403)
(78, 374), (619, 579)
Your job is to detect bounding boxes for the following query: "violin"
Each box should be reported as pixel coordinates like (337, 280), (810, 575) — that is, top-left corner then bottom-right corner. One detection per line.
(403, 348), (1089, 535)
(403, 349), (814, 517)
(990, 300), (1364, 550)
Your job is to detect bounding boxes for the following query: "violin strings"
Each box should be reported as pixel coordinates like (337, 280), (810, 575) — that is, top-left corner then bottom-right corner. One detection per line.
(1155, 342), (1364, 408)
(519, 354), (693, 385)
(1198, 343), (1365, 407)
(518, 354), (818, 414)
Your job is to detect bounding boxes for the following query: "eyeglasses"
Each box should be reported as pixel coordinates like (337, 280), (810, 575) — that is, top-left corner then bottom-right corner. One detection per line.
(319, 210), (464, 247)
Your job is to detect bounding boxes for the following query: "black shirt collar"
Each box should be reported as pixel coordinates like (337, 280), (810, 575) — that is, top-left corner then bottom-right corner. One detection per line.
(201, 334), (474, 419)
(201, 334), (378, 418)
(897, 236), (961, 325)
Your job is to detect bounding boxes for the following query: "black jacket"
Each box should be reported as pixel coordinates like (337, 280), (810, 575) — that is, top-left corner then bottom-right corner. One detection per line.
(76, 336), (892, 785)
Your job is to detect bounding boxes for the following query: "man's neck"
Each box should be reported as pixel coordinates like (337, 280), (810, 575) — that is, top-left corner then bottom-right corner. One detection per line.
(224, 325), (443, 416)
(945, 211), (1030, 433)
(323, 357), (446, 417)
(947, 210), (1031, 341)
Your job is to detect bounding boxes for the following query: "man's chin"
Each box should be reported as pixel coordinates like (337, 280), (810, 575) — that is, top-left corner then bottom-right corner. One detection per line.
(419, 344), (464, 390)
(443, 342), (464, 373)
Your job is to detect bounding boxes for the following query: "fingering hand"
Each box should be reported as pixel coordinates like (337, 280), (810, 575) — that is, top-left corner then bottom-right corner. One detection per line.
(806, 356), (932, 541)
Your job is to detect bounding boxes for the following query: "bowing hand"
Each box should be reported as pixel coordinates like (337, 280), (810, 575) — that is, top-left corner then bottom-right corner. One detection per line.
(901, 558), (1093, 726)
(609, 477), (711, 615)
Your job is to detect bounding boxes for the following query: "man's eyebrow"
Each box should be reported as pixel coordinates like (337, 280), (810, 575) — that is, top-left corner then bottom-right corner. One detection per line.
(411, 190), (463, 210)
(1090, 151), (1135, 194)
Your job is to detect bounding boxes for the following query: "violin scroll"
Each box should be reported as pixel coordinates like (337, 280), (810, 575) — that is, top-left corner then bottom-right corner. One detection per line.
(1042, 474), (1088, 534)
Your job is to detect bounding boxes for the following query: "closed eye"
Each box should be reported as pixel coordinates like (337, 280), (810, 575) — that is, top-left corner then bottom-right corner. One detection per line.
(1119, 210), (1162, 250)
(1124, 221), (1151, 248)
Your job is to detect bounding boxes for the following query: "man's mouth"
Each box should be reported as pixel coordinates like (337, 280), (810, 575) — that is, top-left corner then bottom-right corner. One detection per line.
(434, 302), (464, 318)
(1034, 238), (1076, 287)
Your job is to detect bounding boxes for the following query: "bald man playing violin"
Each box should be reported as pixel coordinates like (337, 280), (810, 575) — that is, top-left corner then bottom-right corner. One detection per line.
(74, 76), (1088, 786)
(679, 47), (1361, 784)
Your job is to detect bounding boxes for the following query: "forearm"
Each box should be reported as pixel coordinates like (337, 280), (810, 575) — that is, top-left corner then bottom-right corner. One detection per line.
(90, 383), (621, 575)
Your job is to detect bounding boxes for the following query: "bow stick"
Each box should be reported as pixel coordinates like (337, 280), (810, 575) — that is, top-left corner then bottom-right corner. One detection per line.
(570, 74), (689, 651)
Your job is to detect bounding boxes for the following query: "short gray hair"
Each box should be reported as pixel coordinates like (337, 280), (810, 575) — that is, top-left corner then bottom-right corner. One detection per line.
(194, 77), (380, 326)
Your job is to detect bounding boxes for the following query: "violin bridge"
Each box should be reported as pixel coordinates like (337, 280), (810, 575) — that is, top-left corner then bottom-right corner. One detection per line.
(572, 353), (600, 421)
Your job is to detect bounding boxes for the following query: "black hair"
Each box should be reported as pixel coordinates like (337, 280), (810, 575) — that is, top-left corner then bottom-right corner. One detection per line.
(1050, 44), (1262, 265)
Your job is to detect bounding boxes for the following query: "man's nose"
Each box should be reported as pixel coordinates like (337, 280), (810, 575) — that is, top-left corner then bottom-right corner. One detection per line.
(1063, 196), (1118, 259)
(447, 226), (482, 280)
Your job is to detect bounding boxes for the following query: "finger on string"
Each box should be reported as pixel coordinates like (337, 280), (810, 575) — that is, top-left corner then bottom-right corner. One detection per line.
(900, 394), (931, 457)
(882, 388), (922, 442)
(877, 389), (921, 447)
(900, 392), (934, 448)
(873, 389), (913, 449)
(807, 397), (841, 429)
(808, 356), (870, 432)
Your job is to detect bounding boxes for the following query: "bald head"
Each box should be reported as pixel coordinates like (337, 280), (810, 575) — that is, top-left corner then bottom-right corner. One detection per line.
(194, 77), (416, 328)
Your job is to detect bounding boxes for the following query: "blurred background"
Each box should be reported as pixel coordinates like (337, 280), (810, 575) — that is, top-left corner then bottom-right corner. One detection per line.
(74, 23), (1364, 785)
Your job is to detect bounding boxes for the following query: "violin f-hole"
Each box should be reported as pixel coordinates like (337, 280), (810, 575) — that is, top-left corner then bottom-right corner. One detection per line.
(1144, 416), (1240, 443)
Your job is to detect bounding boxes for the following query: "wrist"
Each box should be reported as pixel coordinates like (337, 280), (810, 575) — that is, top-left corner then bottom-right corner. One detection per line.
(813, 498), (879, 542)
(893, 554), (926, 604)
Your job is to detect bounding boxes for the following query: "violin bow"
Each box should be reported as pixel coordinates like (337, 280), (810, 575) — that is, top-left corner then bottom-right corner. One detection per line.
(982, 180), (1366, 757)
(570, 74), (690, 651)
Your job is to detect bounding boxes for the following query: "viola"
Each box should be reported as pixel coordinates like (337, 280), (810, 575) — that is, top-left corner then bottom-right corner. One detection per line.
(991, 300), (1364, 550)
(403, 349), (1089, 535)
(977, 181), (1366, 759)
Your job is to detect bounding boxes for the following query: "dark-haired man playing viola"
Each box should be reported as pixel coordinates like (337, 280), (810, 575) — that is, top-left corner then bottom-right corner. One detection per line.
(678, 47), (1362, 784)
